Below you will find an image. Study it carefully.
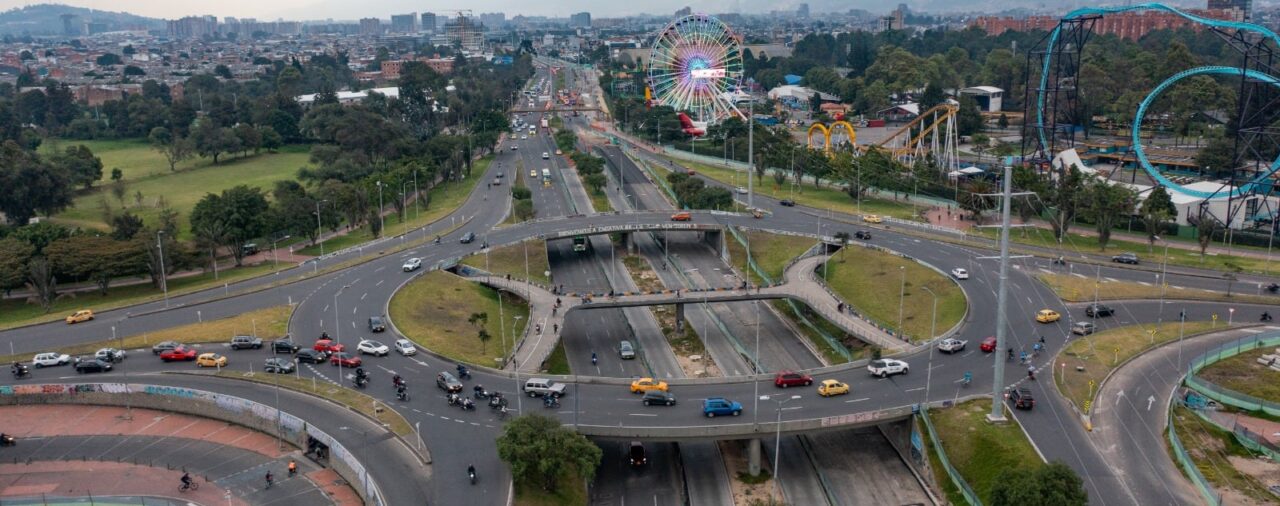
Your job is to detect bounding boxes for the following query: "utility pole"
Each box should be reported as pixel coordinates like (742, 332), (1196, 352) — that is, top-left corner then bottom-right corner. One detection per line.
(156, 230), (169, 307)
(980, 163), (1034, 422)
(747, 94), (754, 209)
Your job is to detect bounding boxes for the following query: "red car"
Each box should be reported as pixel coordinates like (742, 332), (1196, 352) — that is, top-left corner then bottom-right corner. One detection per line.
(314, 339), (346, 354)
(980, 336), (998, 353)
(329, 352), (361, 368)
(160, 346), (198, 362)
(774, 370), (813, 388)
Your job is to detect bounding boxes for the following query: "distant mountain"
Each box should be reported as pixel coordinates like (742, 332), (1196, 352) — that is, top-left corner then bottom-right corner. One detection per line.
(0, 3), (165, 36)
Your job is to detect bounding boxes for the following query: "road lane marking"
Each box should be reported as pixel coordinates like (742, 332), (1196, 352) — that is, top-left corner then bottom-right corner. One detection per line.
(629, 413), (658, 417)
(845, 397), (870, 403)
(376, 280), (384, 287)
(360, 293), (368, 300)
(905, 387), (924, 392)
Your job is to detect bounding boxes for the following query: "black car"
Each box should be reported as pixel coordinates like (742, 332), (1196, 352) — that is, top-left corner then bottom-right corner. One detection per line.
(1111, 252), (1140, 264)
(641, 390), (677, 406)
(263, 357), (296, 374)
(855, 230), (872, 240)
(151, 340), (181, 355)
(369, 316), (386, 333)
(272, 339), (300, 354)
(1085, 303), (1114, 317)
(460, 232), (476, 244)
(1008, 388), (1035, 410)
(629, 441), (647, 467)
(296, 349), (328, 364)
(75, 358), (112, 374)
(779, 199), (796, 207)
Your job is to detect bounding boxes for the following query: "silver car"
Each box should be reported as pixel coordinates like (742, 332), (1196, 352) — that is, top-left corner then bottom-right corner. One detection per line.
(618, 340), (636, 360)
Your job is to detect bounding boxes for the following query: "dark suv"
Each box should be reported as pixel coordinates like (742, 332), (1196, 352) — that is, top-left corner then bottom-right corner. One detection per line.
(295, 349), (328, 364)
(368, 316), (386, 333)
(1008, 388), (1035, 410)
(230, 335), (262, 350)
(1085, 303), (1114, 317)
(272, 339), (300, 354)
(436, 371), (463, 392)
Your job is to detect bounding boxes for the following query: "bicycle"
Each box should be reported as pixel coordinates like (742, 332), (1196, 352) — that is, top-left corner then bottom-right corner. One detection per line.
(179, 481), (200, 492)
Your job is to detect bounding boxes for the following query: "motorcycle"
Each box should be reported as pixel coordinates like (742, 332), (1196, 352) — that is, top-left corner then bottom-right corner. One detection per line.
(468, 467), (477, 485)
(0, 433), (14, 446)
(455, 365), (472, 380)
(11, 366), (29, 379)
(353, 375), (369, 389)
(447, 393), (463, 406)
(474, 385), (492, 399)
(396, 388), (410, 402)
(460, 398), (476, 411)
(1052, 257), (1068, 266)
(489, 394), (508, 409)
(1262, 312), (1274, 322)
(1266, 283), (1279, 294)
(543, 396), (561, 409)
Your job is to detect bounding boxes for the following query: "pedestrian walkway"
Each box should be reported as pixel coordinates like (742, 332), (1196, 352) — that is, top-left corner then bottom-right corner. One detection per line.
(470, 254), (904, 373)
(0, 405), (359, 506)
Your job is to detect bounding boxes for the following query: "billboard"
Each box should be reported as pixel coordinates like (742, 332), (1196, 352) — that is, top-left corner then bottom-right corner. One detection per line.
(690, 68), (726, 79)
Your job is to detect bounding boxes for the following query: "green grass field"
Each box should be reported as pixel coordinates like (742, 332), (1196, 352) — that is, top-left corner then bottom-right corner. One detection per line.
(1036, 273), (1277, 304)
(1195, 348), (1280, 404)
(975, 226), (1275, 275)
(298, 157), (491, 256)
(725, 230), (815, 285)
(461, 239), (551, 285)
(40, 138), (203, 181)
(1056, 321), (1217, 413)
(388, 270), (529, 368)
(661, 156), (922, 220)
(929, 400), (1043, 503)
(823, 249), (965, 343)
(51, 141), (310, 241)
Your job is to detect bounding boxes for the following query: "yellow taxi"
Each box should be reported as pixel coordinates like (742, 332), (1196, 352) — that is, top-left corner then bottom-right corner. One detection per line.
(817, 379), (850, 397)
(65, 309), (94, 324)
(1035, 309), (1061, 323)
(530, 169), (538, 178)
(862, 214), (883, 223)
(629, 377), (669, 394)
(195, 353), (228, 368)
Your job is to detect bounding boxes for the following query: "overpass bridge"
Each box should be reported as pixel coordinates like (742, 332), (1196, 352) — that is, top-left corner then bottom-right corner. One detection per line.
(512, 106), (603, 113)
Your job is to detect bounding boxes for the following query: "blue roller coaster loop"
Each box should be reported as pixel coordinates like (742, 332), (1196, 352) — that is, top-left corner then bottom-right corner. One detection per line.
(1035, 3), (1280, 198)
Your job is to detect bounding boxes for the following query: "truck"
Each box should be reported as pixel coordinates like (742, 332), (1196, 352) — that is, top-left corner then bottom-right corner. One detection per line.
(540, 118), (549, 130)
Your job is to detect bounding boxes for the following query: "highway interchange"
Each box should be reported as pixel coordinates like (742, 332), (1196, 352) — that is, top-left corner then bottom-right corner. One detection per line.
(4, 62), (1280, 505)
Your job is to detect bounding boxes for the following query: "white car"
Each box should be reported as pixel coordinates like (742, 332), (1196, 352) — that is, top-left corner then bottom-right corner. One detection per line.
(402, 258), (422, 272)
(951, 268), (969, 280)
(937, 338), (967, 353)
(867, 359), (909, 378)
(356, 340), (390, 357)
(32, 352), (71, 368)
(521, 134), (527, 140)
(394, 339), (417, 356)
(95, 348), (126, 361)
(511, 144), (518, 151)
(542, 152), (550, 159)
(735, 186), (748, 194)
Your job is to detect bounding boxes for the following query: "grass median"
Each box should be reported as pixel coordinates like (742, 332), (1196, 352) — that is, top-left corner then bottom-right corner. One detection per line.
(1036, 273), (1277, 304)
(1194, 348), (1280, 404)
(0, 305), (291, 363)
(299, 157), (492, 256)
(389, 270), (529, 369)
(724, 230), (815, 285)
(928, 399), (1041, 502)
(975, 226), (1274, 275)
(1056, 321), (1219, 413)
(213, 370), (413, 437)
(822, 249), (965, 343)
(661, 156), (921, 220)
(461, 239), (551, 285)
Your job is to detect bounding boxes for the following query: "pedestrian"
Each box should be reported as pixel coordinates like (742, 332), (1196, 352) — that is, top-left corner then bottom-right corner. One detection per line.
(265, 471), (274, 489)
(288, 460), (297, 477)
(553, 323), (559, 333)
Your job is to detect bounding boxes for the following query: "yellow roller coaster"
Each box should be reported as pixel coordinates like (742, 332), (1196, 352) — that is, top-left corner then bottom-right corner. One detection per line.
(804, 104), (959, 172)
(806, 120), (857, 152)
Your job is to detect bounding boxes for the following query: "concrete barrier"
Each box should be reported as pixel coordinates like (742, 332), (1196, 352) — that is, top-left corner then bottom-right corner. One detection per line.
(0, 382), (386, 506)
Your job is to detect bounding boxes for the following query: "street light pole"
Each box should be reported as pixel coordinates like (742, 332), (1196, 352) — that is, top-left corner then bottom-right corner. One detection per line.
(896, 266), (906, 337)
(314, 199), (328, 258)
(333, 284), (350, 387)
(157, 230), (169, 308)
(376, 181), (385, 234)
(1156, 236), (1170, 326)
(760, 394), (800, 499)
(922, 286), (938, 404)
(115, 325), (131, 420)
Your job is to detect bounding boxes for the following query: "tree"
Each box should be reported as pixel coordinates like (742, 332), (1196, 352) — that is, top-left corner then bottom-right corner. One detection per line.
(919, 81), (945, 111)
(1048, 166), (1085, 241)
(190, 120), (241, 164)
(190, 186), (269, 266)
(123, 65), (146, 76)
(583, 173), (607, 195)
(234, 123), (263, 155)
(1080, 178), (1136, 251)
(959, 179), (996, 222)
(467, 312), (489, 328)
(1195, 212), (1216, 259)
(25, 255), (57, 312)
(50, 144), (103, 189)
(956, 95), (984, 136)
(150, 127), (194, 171)
(833, 231), (851, 260)
(1138, 186), (1176, 251)
(95, 53), (122, 66)
(260, 126), (283, 152)
(0, 237), (34, 291)
(477, 328), (492, 354)
(496, 414), (603, 491)
(214, 64), (233, 80)
(988, 462), (1086, 506)
(46, 235), (141, 295)
(0, 141), (74, 226)
(513, 199), (535, 221)
(110, 212), (145, 240)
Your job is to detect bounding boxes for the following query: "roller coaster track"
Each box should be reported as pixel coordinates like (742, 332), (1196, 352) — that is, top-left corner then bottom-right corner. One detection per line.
(1035, 2), (1280, 198)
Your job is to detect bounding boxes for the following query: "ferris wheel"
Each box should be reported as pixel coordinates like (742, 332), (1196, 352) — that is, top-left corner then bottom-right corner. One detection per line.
(647, 14), (745, 125)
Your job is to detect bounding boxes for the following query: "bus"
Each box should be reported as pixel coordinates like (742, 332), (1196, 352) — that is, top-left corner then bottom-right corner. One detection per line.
(572, 236), (588, 252)
(542, 168), (552, 184)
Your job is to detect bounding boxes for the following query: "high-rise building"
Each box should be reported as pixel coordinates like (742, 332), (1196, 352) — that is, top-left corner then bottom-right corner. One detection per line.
(797, 3), (810, 18)
(479, 13), (506, 29)
(421, 12), (437, 33)
(444, 15), (483, 51)
(167, 16), (218, 39)
(570, 12), (591, 28)
(61, 14), (76, 36)
(359, 17), (382, 36)
(1208, 0), (1251, 20)
(391, 13), (417, 33)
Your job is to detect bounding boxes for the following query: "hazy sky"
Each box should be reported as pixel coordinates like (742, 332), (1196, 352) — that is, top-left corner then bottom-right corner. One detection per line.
(1, 0), (843, 20)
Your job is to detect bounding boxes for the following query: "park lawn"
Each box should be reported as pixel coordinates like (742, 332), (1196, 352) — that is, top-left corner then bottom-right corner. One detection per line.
(0, 262), (280, 330)
(0, 305), (290, 364)
(389, 270), (529, 369)
(1036, 273), (1277, 304)
(1170, 404), (1277, 503)
(543, 341), (571, 375)
(54, 145), (311, 241)
(1195, 348), (1280, 404)
(975, 226), (1273, 275)
(1056, 321), (1218, 413)
(928, 399), (1043, 503)
(40, 138), (202, 181)
(823, 249), (966, 343)
(514, 471), (587, 506)
(461, 239), (552, 286)
(660, 155), (921, 220)
(215, 370), (413, 437)
(725, 230), (815, 285)
(299, 157), (491, 256)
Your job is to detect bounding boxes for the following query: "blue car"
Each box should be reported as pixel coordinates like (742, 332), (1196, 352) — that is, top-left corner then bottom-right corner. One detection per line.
(702, 397), (743, 418)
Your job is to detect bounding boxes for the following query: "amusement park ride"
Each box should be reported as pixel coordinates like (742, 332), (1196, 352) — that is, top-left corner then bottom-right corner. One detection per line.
(1026, 3), (1280, 231)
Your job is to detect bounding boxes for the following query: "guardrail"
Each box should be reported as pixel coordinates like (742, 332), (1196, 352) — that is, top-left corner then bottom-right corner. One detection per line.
(0, 382), (386, 506)
(1185, 331), (1280, 417)
(573, 403), (914, 439)
(919, 406), (984, 506)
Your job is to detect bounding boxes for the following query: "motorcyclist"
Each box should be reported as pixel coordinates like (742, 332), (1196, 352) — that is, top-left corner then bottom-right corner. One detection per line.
(11, 362), (27, 376)
(396, 385), (407, 400)
(1006, 348), (1013, 361)
(321, 332), (330, 340)
(434, 235), (441, 244)
(473, 384), (486, 396)
(392, 374), (403, 387)
(591, 352), (597, 365)
(1263, 311), (1273, 322)
(456, 364), (469, 376)
(468, 464), (477, 484)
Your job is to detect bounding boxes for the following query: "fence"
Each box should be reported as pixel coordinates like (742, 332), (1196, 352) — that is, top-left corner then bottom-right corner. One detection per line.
(1185, 332), (1280, 417)
(918, 406), (984, 505)
(1167, 404), (1222, 505)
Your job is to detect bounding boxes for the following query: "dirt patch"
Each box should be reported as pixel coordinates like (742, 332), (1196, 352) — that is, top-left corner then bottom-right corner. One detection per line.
(621, 255), (720, 377)
(718, 440), (783, 506)
(1227, 456), (1280, 503)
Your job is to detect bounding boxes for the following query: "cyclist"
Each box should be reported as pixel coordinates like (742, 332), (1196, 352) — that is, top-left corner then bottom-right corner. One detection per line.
(180, 472), (193, 490)
(962, 371), (972, 386)
(265, 471), (274, 489)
